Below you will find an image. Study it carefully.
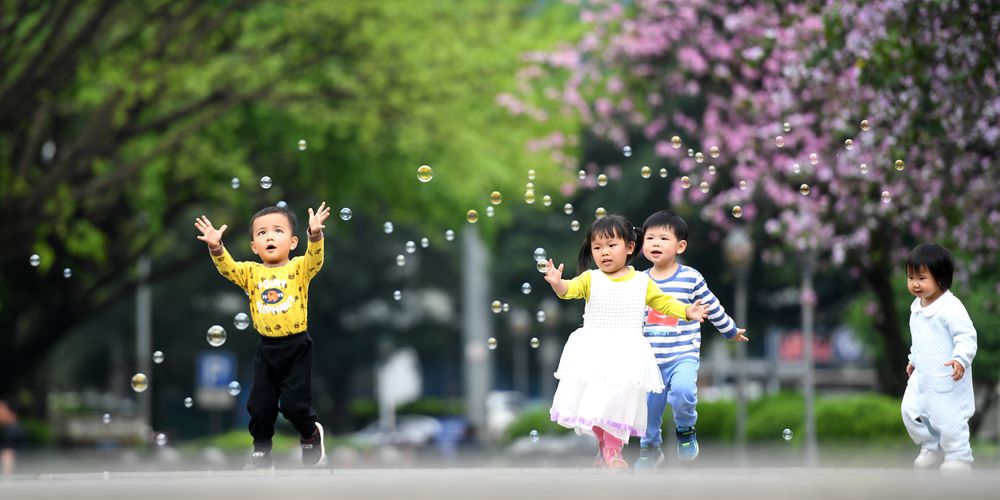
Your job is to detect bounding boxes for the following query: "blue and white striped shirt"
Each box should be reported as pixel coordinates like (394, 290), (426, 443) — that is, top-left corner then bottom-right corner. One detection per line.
(643, 265), (737, 365)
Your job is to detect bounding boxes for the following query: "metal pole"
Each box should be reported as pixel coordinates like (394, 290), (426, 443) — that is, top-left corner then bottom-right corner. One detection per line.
(801, 251), (818, 466)
(136, 255), (152, 434)
(510, 309), (529, 396)
(461, 226), (492, 441)
(734, 267), (748, 466)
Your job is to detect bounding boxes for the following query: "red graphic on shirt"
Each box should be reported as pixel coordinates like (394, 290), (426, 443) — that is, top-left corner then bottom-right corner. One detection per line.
(646, 307), (679, 326)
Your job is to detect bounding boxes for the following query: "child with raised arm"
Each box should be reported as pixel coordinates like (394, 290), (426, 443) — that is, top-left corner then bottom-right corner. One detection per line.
(901, 243), (977, 472)
(635, 211), (749, 468)
(543, 214), (709, 469)
(195, 202), (331, 471)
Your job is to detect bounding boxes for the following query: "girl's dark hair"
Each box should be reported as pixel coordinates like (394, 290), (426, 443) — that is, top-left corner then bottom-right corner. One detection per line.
(905, 243), (954, 291)
(576, 214), (642, 273)
(249, 206), (297, 236)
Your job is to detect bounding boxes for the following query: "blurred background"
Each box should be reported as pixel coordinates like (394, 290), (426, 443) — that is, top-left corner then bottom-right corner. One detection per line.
(1, 0), (998, 473)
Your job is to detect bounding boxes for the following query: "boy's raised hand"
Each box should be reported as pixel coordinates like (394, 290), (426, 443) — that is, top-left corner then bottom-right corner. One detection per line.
(543, 259), (563, 286)
(685, 298), (710, 323)
(195, 215), (227, 250)
(729, 328), (749, 342)
(308, 202), (331, 236)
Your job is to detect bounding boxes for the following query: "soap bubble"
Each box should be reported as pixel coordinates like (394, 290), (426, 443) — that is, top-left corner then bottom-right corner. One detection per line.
(152, 351), (164, 364)
(206, 325), (226, 347)
(184, 397), (194, 408)
(578, 170), (586, 180)
(782, 428), (793, 441)
(774, 136), (785, 148)
(671, 136), (682, 149)
(594, 207), (606, 219)
(490, 191), (502, 205)
(259, 176), (272, 189)
(622, 145), (632, 157)
(894, 159), (905, 171)
(487, 337), (498, 350)
(536, 310), (546, 323)
(524, 191), (536, 204)
(445, 229), (455, 241)
(739, 180), (748, 190)
(699, 181), (710, 194)
(563, 203), (573, 215)
(227, 381), (241, 396)
(792, 163), (801, 174)
(687, 148), (694, 157)
(502, 302), (509, 312)
(131, 373), (149, 393)
(732, 206), (743, 218)
(466, 209), (479, 223)
(799, 184), (811, 196)
(276, 201), (287, 209)
(881, 191), (892, 204)
(521, 282), (532, 295)
(707, 165), (716, 176)
(533, 247), (547, 261)
(63, 268), (72, 278)
(405, 241), (416, 254)
(393, 290), (402, 301)
(709, 146), (720, 158)
(694, 152), (704, 163)
(860, 119), (870, 131)
(542, 195), (552, 207)
(597, 174), (608, 187)
(525, 182), (534, 190)
(102, 413), (111, 424)
(640, 166), (651, 178)
(782, 122), (791, 133)
(536, 259), (549, 273)
(339, 208), (352, 221)
(420, 237), (429, 248)
(234, 312), (250, 330)
(659, 168), (667, 178)
(530, 337), (540, 349)
(529, 430), (540, 442)
(843, 139), (854, 150)
(231, 177), (240, 189)
(859, 163), (869, 175)
(527, 169), (536, 180)
(416, 165), (434, 183)
(809, 153), (819, 165)
(570, 220), (580, 231)
(680, 176), (691, 189)
(30, 254), (40, 267)
(383, 221), (394, 234)
(491, 300), (502, 314)
(155, 433), (168, 447)
(396, 254), (406, 266)
(297, 139), (307, 151)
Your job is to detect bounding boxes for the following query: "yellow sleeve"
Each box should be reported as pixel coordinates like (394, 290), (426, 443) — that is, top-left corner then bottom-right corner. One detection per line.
(211, 247), (251, 292)
(299, 236), (325, 280)
(558, 271), (591, 300)
(646, 280), (688, 320)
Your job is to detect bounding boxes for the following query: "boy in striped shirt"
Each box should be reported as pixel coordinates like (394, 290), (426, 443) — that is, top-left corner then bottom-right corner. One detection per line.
(635, 211), (748, 469)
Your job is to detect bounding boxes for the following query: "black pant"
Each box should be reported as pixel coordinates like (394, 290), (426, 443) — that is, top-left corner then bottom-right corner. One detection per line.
(248, 331), (317, 451)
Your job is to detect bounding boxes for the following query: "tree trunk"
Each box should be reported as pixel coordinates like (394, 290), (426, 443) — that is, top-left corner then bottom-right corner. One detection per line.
(863, 264), (908, 397)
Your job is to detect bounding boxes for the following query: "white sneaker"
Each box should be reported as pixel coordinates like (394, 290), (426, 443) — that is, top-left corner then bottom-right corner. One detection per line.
(940, 460), (972, 473)
(913, 448), (943, 468)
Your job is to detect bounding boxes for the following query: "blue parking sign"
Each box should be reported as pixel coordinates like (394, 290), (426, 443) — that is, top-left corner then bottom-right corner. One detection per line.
(197, 351), (236, 389)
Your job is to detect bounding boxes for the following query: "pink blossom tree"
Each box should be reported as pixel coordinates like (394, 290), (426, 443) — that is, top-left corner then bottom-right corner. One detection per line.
(505, 0), (1000, 396)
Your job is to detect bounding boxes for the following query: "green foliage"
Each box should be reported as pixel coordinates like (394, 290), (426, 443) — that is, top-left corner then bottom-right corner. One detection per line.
(502, 404), (572, 443)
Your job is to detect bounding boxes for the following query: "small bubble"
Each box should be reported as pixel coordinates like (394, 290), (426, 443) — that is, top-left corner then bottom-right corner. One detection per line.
(383, 221), (394, 234)
(570, 220), (580, 231)
(732, 206), (743, 218)
(276, 201), (287, 209)
(502, 302), (509, 312)
(152, 351), (164, 364)
(809, 153), (819, 165)
(487, 337), (498, 350)
(622, 145), (632, 157)
(860, 119), (870, 131)
(490, 191), (502, 205)
(671, 136), (682, 149)
(467, 210), (479, 223)
(445, 229), (455, 241)
(536, 310), (546, 323)
(577, 170), (586, 180)
(894, 159), (905, 171)
(792, 163), (801, 174)
(881, 190), (892, 204)
(396, 254), (406, 266)
(699, 181), (710, 193)
(227, 381), (241, 396)
(231, 177), (240, 189)
(680, 176), (692, 189)
(524, 191), (536, 204)
(533, 247), (547, 261)
(155, 433), (167, 447)
(131, 373), (149, 393)
(859, 163), (869, 175)
(640, 166), (651, 178)
(63, 267), (72, 278)
(521, 282), (532, 295)
(739, 180), (748, 190)
(527, 169), (536, 180)
(420, 237), (429, 248)
(297, 139), (307, 151)
(783, 122), (791, 133)
(709, 146), (720, 158)
(339, 208), (353, 221)
(259, 176), (272, 189)
(782, 428), (793, 441)
(525, 182), (534, 190)
(774, 136), (785, 148)
(659, 168), (668, 178)
(800, 184), (811, 196)
(393, 290), (402, 301)
(206, 325), (226, 347)
(687, 148), (694, 157)
(102, 413), (111, 424)
(844, 139), (854, 150)
(597, 174), (608, 187)
(707, 165), (716, 176)
(184, 397), (194, 408)
(563, 203), (573, 215)
(542, 195), (552, 207)
(536, 259), (549, 273)
(29, 254), (40, 267)
(491, 300), (502, 314)
(529, 430), (540, 442)
(234, 312), (250, 330)
(694, 152), (704, 163)
(530, 337), (540, 349)
(416, 165), (434, 183)
(405, 241), (416, 254)
(594, 207), (606, 219)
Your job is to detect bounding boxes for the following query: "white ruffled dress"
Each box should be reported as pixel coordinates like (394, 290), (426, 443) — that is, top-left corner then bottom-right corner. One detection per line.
(549, 270), (666, 442)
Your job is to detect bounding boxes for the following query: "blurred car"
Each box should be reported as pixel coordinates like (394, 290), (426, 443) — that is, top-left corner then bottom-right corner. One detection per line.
(350, 415), (443, 448)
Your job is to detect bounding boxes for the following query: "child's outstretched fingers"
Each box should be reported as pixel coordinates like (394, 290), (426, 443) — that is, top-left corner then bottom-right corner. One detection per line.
(730, 328), (749, 342)
(945, 360), (965, 381)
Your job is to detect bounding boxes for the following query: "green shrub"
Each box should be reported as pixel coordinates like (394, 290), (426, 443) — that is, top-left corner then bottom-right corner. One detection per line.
(503, 405), (572, 443)
(815, 393), (906, 441)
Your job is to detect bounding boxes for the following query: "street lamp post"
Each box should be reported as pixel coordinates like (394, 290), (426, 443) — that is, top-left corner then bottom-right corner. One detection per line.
(509, 309), (531, 396)
(723, 227), (753, 466)
(801, 250), (818, 466)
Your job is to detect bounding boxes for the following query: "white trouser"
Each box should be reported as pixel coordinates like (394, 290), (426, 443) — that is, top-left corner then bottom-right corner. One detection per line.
(901, 377), (973, 463)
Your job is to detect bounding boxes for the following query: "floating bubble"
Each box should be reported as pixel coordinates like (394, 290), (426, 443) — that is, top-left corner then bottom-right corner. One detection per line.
(859, 163), (869, 175)
(297, 139), (307, 151)
(416, 165), (434, 182)
(687, 148), (694, 157)
(709, 146), (720, 158)
(577, 170), (586, 180)
(699, 181), (710, 194)
(525, 182), (534, 190)
(732, 206), (743, 218)
(536, 259), (549, 273)
(533, 247), (547, 261)
(680, 176), (692, 189)
(339, 208), (352, 221)
(809, 153), (819, 165)
(63, 267), (72, 278)
(491, 300), (502, 314)
(276, 200), (287, 209)
(393, 290), (402, 301)
(671, 136), (682, 149)
(383, 221), (394, 234)
(536, 310), (546, 323)
(659, 168), (668, 178)
(783, 122), (791, 133)
(445, 229), (455, 241)
(542, 195), (552, 207)
(563, 203), (573, 215)
(792, 163), (801, 174)
(622, 145), (632, 157)
(521, 282), (532, 295)
(490, 191), (502, 205)
(487, 337), (498, 350)
(529, 430), (540, 442)
(707, 165), (716, 176)
(405, 241), (416, 254)
(881, 191), (892, 204)
(524, 191), (536, 204)
(844, 139), (854, 151)
(530, 337), (540, 349)
(29, 254), (40, 267)
(466, 210), (479, 223)
(894, 159), (905, 171)
(420, 237), (429, 248)
(231, 177), (240, 189)
(640, 166), (651, 178)
(396, 254), (406, 266)
(155, 433), (167, 447)
(782, 428), (793, 441)
(739, 180), (748, 190)
(102, 413), (111, 424)
(799, 184), (811, 196)
(184, 397), (194, 408)
(260, 176), (272, 189)
(152, 351), (164, 364)
(131, 373), (149, 393)
(694, 152), (704, 163)
(597, 174), (608, 187)
(570, 220), (580, 231)
(860, 119), (870, 131)
(234, 312), (250, 330)
(595, 207), (606, 218)
(206, 325), (226, 347)
(774, 136), (785, 148)
(227, 381), (241, 396)
(502, 302), (509, 312)
(527, 169), (536, 181)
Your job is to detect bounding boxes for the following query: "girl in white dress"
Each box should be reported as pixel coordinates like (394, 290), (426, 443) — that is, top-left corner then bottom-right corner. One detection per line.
(543, 215), (709, 468)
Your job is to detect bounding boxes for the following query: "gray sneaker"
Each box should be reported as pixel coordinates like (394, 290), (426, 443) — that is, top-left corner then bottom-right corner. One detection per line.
(244, 450), (274, 471)
(635, 446), (665, 470)
(301, 422), (327, 467)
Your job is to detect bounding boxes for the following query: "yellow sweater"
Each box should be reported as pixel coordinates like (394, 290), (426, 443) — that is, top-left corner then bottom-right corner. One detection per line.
(558, 268), (689, 320)
(211, 238), (324, 337)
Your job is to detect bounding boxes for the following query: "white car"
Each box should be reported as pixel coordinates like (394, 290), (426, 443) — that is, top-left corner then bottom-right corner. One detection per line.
(350, 415), (443, 448)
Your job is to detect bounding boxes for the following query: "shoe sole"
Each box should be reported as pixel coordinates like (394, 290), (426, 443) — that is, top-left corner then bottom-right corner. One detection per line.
(312, 422), (327, 466)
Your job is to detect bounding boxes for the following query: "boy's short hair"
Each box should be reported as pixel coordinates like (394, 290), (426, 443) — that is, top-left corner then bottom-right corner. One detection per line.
(905, 243), (954, 291)
(250, 206), (297, 236)
(642, 210), (688, 241)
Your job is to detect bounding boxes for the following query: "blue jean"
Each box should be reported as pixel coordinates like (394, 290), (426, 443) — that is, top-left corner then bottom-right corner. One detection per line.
(641, 359), (699, 448)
